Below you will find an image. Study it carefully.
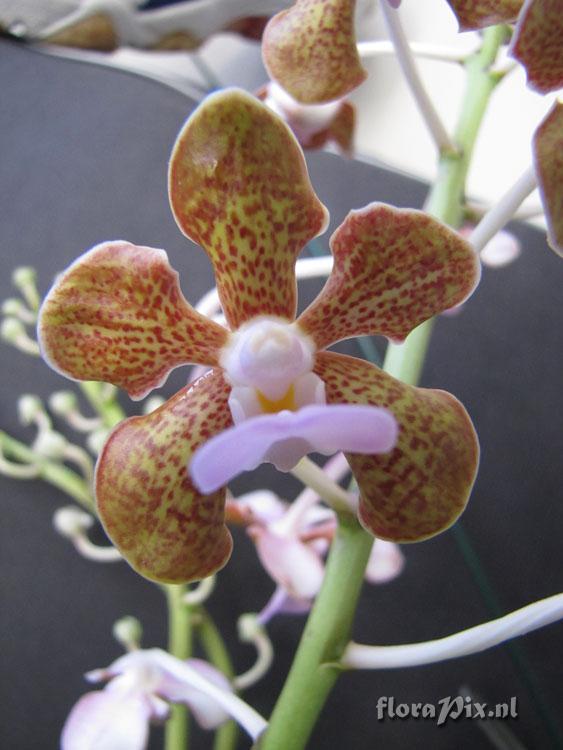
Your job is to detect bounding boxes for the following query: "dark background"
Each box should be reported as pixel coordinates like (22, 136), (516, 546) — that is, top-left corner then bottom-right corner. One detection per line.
(1, 39), (562, 749)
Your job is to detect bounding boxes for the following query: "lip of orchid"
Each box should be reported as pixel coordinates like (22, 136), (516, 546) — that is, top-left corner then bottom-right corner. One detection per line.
(189, 403), (399, 494)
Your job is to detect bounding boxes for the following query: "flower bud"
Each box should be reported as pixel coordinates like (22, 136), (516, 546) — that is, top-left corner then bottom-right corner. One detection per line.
(113, 615), (143, 651)
(53, 505), (94, 538)
(1, 317), (26, 343)
(17, 394), (44, 425)
(49, 391), (78, 416)
(237, 613), (263, 643)
(2, 298), (27, 317)
(12, 267), (37, 289)
(87, 427), (110, 455)
(33, 430), (67, 459)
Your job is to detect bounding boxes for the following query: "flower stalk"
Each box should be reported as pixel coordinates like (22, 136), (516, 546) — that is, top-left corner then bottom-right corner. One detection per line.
(0, 430), (93, 509)
(164, 584), (193, 750)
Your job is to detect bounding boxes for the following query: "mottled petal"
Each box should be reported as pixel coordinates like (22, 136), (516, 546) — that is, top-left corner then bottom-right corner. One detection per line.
(315, 352), (479, 542)
(532, 101), (563, 256)
(38, 241), (227, 400)
(190, 403), (397, 493)
(252, 528), (325, 598)
(262, 0), (367, 104)
(364, 539), (405, 584)
(297, 203), (480, 349)
(510, 0), (563, 93)
(46, 13), (118, 51)
(169, 88), (329, 329)
(445, 0), (522, 30)
(61, 690), (151, 750)
(96, 369), (233, 583)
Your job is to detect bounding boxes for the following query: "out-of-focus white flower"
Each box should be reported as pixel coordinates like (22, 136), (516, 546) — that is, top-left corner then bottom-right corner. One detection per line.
(61, 648), (267, 749)
(228, 475), (405, 624)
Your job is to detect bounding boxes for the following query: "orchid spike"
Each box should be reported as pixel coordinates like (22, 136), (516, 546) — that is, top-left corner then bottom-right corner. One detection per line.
(532, 101), (563, 256)
(61, 648), (267, 749)
(262, 0), (367, 104)
(38, 89), (480, 583)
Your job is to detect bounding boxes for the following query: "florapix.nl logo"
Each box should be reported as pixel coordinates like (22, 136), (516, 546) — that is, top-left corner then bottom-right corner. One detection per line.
(374, 695), (518, 726)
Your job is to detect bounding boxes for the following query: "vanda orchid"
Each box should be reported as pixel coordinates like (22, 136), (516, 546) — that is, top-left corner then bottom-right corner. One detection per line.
(3, 1), (563, 748)
(38, 88), (480, 584)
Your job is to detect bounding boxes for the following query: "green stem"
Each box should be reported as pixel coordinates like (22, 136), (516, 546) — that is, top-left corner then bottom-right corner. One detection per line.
(79, 381), (125, 428)
(0, 430), (94, 509)
(164, 584), (193, 750)
(260, 25), (509, 750)
(426, 24), (510, 226)
(259, 516), (373, 749)
(197, 609), (239, 750)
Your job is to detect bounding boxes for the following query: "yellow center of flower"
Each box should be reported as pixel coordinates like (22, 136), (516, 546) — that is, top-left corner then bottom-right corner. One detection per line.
(257, 384), (297, 413)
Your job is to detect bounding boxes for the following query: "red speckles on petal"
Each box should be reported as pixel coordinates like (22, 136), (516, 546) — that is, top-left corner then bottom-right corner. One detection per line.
(169, 89), (328, 329)
(262, 0), (367, 104)
(96, 369), (233, 583)
(510, 0), (563, 93)
(297, 203), (480, 350)
(533, 101), (563, 257)
(315, 352), (479, 541)
(445, 0), (522, 30)
(38, 241), (228, 400)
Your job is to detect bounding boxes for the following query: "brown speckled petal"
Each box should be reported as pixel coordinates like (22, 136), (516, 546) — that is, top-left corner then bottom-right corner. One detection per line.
(96, 369), (233, 583)
(445, 0), (522, 30)
(169, 89), (329, 329)
(533, 102), (563, 256)
(315, 352), (479, 542)
(38, 241), (227, 400)
(297, 203), (480, 349)
(510, 0), (563, 93)
(262, 0), (367, 104)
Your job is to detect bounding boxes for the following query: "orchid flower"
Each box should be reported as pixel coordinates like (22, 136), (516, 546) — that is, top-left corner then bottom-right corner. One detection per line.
(15, 0), (287, 52)
(446, 0), (563, 95)
(38, 88), (480, 584)
(262, 0), (367, 103)
(61, 648), (267, 749)
(228, 483), (405, 620)
(257, 81), (356, 154)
